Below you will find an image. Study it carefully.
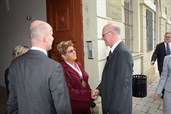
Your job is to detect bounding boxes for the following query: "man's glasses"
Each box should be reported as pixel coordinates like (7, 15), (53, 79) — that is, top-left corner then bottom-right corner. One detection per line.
(102, 31), (113, 38)
(67, 48), (76, 53)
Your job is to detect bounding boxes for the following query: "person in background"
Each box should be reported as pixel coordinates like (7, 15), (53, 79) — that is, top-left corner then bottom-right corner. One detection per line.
(151, 32), (171, 97)
(151, 32), (171, 75)
(4, 44), (29, 98)
(91, 23), (133, 114)
(57, 40), (92, 114)
(7, 20), (71, 114)
(155, 55), (171, 114)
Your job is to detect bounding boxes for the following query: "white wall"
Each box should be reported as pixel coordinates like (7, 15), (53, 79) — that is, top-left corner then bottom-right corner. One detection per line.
(0, 0), (46, 86)
(82, 0), (99, 89)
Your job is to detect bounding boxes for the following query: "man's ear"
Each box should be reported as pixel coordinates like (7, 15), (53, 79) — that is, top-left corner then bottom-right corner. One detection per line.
(43, 35), (48, 43)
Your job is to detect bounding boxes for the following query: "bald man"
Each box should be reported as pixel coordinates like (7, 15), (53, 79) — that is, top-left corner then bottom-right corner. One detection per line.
(92, 23), (133, 114)
(7, 20), (72, 114)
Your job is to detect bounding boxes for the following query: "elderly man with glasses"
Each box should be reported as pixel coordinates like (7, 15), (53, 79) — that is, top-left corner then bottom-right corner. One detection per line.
(92, 23), (133, 114)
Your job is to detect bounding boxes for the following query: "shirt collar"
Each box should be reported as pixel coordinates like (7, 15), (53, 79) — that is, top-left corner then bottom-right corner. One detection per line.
(164, 42), (171, 45)
(64, 61), (82, 76)
(110, 40), (122, 53)
(31, 46), (47, 56)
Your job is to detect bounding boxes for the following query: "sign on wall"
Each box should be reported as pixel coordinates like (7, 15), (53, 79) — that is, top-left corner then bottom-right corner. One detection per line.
(106, 0), (122, 20)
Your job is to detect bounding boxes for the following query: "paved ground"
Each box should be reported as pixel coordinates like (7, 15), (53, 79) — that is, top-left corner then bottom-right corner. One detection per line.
(132, 75), (163, 114)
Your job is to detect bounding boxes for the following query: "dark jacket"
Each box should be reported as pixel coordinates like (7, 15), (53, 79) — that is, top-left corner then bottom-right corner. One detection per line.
(7, 50), (71, 114)
(61, 61), (91, 114)
(97, 41), (133, 114)
(151, 42), (167, 73)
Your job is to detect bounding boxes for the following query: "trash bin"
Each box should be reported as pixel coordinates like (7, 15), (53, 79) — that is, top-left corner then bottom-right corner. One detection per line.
(132, 75), (147, 98)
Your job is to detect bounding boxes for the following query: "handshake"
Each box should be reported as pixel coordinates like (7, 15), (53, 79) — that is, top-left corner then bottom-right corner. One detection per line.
(90, 89), (100, 108)
(91, 89), (100, 100)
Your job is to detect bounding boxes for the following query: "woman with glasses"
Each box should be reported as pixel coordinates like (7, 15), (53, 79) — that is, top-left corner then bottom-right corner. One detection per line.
(57, 40), (92, 114)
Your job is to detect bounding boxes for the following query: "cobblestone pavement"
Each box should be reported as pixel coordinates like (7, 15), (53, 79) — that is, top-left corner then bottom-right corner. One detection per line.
(132, 75), (163, 114)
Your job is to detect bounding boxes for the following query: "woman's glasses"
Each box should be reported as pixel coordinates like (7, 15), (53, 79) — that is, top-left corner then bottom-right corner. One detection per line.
(67, 48), (76, 53)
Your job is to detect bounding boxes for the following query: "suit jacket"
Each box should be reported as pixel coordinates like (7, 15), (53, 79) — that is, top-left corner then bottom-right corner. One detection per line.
(156, 55), (171, 94)
(97, 41), (133, 114)
(7, 50), (72, 114)
(61, 61), (91, 114)
(151, 42), (167, 73)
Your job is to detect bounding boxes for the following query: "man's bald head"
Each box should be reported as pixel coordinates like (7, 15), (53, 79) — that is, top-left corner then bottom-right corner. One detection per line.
(29, 20), (54, 51)
(102, 23), (121, 47)
(29, 20), (52, 41)
(103, 23), (120, 35)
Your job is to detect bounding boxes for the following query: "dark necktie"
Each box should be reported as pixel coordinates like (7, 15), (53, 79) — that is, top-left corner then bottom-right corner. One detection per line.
(107, 51), (112, 61)
(109, 51), (112, 56)
(166, 43), (170, 55)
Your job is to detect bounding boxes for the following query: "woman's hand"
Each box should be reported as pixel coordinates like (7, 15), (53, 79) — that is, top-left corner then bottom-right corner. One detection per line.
(154, 93), (161, 99)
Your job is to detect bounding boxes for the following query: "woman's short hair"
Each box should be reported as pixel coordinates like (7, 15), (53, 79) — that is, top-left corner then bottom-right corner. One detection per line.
(13, 44), (29, 58)
(57, 40), (73, 60)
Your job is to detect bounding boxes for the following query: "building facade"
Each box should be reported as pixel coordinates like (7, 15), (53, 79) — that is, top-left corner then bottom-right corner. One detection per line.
(81, 0), (171, 113)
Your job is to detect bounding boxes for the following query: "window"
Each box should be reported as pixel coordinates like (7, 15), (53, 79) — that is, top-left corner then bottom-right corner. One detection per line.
(146, 9), (153, 51)
(124, 0), (133, 51)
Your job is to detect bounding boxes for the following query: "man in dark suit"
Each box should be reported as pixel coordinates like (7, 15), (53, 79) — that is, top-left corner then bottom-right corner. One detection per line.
(7, 20), (72, 114)
(151, 32), (171, 98)
(151, 32), (171, 75)
(92, 23), (133, 114)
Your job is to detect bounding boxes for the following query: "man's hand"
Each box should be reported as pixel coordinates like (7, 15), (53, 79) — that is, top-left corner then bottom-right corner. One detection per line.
(151, 61), (155, 65)
(91, 89), (100, 100)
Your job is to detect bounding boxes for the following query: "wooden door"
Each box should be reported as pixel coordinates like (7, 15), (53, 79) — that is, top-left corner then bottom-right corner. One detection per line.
(47, 0), (84, 65)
